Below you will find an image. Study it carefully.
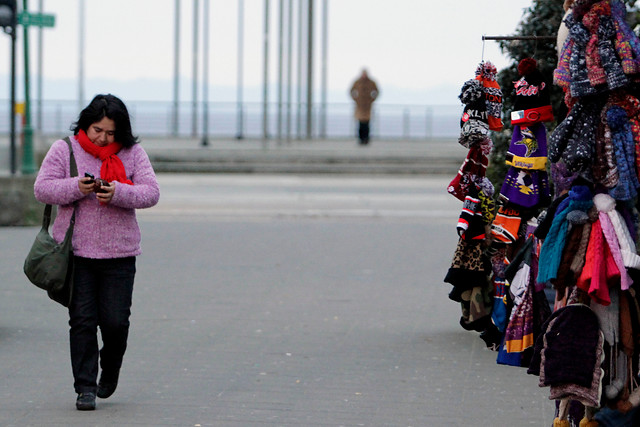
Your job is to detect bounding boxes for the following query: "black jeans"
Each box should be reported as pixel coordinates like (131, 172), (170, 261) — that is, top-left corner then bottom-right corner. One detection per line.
(69, 256), (136, 393)
(358, 121), (370, 144)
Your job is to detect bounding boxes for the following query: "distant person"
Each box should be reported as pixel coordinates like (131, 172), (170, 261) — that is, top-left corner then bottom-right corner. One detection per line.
(350, 69), (379, 145)
(34, 94), (160, 411)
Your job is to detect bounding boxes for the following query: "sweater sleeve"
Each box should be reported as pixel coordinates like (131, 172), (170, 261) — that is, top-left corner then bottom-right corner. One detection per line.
(110, 145), (160, 209)
(34, 139), (85, 206)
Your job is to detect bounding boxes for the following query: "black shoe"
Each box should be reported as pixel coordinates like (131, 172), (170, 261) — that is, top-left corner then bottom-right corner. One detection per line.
(97, 368), (120, 399)
(76, 392), (96, 411)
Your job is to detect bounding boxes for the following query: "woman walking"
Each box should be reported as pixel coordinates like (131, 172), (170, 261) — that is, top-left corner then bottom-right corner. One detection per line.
(34, 94), (160, 410)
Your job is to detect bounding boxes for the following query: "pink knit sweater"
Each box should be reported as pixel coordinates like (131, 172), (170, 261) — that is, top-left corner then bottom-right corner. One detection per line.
(34, 136), (160, 259)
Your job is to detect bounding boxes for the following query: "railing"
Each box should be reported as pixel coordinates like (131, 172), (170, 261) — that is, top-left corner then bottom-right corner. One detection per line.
(0, 100), (462, 140)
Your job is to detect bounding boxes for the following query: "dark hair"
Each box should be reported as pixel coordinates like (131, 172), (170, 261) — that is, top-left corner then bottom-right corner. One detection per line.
(71, 94), (139, 147)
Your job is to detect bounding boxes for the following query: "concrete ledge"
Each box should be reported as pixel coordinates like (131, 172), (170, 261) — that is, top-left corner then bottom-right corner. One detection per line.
(0, 175), (42, 226)
(150, 160), (460, 175)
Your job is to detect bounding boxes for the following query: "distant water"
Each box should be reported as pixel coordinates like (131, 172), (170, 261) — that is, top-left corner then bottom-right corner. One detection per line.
(0, 100), (462, 140)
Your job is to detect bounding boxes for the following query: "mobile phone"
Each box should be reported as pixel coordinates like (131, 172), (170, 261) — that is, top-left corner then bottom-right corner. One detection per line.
(84, 172), (95, 183)
(95, 178), (109, 193)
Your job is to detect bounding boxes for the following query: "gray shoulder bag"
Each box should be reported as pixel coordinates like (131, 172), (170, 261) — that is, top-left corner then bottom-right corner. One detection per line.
(23, 137), (77, 307)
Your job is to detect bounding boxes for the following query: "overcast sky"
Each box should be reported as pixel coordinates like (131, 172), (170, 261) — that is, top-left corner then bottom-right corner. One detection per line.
(0, 0), (536, 105)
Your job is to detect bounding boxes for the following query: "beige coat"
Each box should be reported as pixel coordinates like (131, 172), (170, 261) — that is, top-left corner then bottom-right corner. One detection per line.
(350, 76), (379, 121)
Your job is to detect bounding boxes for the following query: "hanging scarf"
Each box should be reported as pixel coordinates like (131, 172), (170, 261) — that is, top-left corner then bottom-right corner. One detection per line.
(76, 129), (133, 185)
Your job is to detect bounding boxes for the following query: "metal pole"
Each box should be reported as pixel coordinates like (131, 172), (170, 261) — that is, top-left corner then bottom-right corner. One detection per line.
(21, 0), (36, 174)
(236, 0), (244, 139)
(37, 0), (43, 134)
(262, 0), (269, 144)
(172, 0), (180, 136)
(191, 0), (199, 137)
(201, 0), (209, 146)
(296, 0), (303, 139)
(306, 0), (313, 139)
(277, 0), (283, 142)
(78, 0), (84, 111)
(403, 108), (410, 139)
(482, 35), (556, 41)
(9, 22), (17, 174)
(286, 0), (292, 142)
(320, 0), (327, 138)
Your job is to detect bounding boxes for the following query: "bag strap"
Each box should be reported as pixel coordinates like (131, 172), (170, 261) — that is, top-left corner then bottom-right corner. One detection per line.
(41, 137), (78, 231)
(63, 136), (78, 178)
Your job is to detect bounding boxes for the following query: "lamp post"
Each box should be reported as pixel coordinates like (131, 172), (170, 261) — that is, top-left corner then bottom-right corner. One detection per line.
(21, 0), (35, 174)
(172, 0), (180, 136)
(201, 0), (209, 146)
(236, 0), (244, 140)
(0, 0), (17, 174)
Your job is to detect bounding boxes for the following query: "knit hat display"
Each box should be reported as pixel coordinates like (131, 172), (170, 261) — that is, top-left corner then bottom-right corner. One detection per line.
(475, 62), (504, 131)
(438, 0), (640, 421)
(512, 58), (554, 127)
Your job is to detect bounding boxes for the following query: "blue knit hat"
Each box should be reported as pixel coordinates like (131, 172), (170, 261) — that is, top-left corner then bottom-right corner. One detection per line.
(607, 106), (640, 201)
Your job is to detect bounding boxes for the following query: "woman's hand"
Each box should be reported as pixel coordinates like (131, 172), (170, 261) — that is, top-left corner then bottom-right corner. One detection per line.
(78, 176), (95, 195)
(96, 181), (115, 204)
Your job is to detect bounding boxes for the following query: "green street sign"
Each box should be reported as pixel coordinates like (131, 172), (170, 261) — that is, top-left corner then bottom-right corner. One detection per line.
(18, 11), (55, 28)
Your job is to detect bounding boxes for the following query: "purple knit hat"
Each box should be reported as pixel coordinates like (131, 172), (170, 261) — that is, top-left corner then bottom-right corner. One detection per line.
(499, 168), (550, 209)
(505, 123), (548, 171)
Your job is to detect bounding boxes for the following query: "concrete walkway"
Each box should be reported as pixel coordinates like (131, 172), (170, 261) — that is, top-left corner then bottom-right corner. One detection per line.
(0, 174), (555, 427)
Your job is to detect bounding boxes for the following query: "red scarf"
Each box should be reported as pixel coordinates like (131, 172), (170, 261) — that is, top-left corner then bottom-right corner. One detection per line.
(77, 129), (133, 185)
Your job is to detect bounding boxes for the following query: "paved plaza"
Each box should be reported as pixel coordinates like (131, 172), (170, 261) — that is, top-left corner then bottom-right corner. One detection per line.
(0, 174), (555, 426)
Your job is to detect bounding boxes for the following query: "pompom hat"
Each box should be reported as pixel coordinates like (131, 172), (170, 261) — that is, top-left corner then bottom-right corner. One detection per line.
(475, 62), (504, 131)
(512, 58), (553, 126)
